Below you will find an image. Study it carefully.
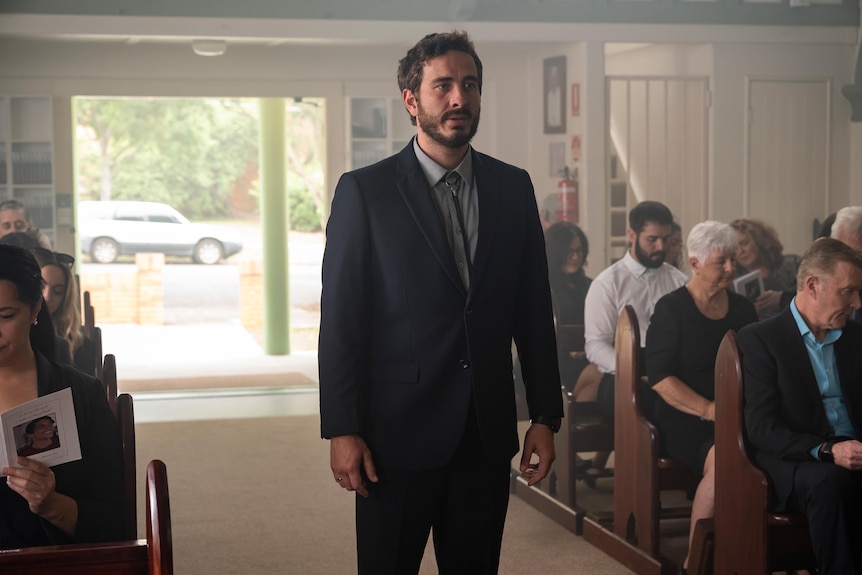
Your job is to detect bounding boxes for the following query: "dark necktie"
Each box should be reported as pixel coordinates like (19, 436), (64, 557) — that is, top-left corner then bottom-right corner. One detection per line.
(444, 171), (473, 286)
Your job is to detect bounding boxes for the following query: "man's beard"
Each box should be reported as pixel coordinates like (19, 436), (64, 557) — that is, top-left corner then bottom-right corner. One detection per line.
(634, 239), (665, 269)
(416, 104), (479, 149)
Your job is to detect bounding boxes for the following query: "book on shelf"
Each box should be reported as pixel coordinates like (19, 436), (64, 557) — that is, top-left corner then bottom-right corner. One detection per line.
(0, 388), (81, 474)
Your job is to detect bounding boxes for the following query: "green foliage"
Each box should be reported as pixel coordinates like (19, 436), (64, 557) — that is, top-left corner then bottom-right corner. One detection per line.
(287, 178), (322, 233)
(76, 97), (327, 230)
(76, 98), (259, 219)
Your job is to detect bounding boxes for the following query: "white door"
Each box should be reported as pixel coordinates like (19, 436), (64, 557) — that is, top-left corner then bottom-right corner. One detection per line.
(607, 77), (709, 263)
(746, 79), (830, 256)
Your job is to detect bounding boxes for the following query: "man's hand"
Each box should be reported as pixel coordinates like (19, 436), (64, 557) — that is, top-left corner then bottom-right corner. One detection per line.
(330, 434), (378, 497)
(519, 423), (556, 487)
(830, 440), (862, 471)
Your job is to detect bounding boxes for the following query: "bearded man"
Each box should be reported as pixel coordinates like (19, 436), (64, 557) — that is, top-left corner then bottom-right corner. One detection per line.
(318, 30), (562, 574)
(581, 200), (687, 417)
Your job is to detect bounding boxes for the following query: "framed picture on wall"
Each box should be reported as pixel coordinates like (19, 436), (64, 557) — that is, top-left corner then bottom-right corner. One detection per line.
(543, 55), (566, 134)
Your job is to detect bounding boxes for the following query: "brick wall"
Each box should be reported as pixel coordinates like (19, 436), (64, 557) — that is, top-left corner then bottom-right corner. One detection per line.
(239, 259), (264, 329)
(80, 254), (264, 328)
(80, 253), (165, 325)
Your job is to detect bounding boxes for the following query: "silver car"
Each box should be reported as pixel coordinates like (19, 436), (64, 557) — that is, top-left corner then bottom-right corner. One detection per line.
(78, 200), (243, 264)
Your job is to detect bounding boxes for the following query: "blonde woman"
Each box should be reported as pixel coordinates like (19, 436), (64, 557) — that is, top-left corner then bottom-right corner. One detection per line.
(33, 248), (97, 375)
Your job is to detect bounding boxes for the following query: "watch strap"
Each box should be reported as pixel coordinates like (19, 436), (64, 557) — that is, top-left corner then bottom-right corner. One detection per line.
(819, 440), (836, 463)
(531, 416), (561, 433)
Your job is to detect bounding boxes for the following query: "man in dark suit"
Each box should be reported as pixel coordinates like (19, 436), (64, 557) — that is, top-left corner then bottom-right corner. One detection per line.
(318, 31), (563, 574)
(738, 237), (862, 575)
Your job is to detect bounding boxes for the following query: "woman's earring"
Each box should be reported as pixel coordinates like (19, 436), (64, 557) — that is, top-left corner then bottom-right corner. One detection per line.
(33, 318), (38, 326)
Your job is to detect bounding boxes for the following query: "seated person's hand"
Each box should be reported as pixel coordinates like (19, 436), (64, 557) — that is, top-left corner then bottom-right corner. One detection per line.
(831, 440), (862, 471)
(4, 456), (58, 515)
(754, 290), (782, 311)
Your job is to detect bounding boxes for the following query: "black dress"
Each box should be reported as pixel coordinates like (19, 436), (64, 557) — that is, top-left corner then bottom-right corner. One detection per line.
(0, 353), (125, 549)
(514, 272), (591, 410)
(645, 286), (758, 474)
(550, 272), (592, 390)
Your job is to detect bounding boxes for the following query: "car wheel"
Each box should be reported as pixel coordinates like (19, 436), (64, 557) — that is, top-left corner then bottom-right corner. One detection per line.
(90, 237), (119, 264)
(193, 238), (224, 265)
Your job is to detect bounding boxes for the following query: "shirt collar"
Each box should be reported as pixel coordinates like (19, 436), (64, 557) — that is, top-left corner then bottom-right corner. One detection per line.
(622, 250), (652, 278)
(413, 137), (473, 188)
(790, 298), (842, 345)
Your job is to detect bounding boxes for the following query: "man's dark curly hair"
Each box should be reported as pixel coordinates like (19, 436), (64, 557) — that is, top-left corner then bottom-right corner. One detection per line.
(396, 30), (483, 126)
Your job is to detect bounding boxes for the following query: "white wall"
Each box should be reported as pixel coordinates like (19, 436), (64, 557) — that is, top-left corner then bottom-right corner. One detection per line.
(712, 42), (854, 225)
(1, 30), (858, 263)
(0, 37), (537, 223)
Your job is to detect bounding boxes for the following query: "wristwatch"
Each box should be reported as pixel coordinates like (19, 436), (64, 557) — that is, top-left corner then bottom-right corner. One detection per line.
(531, 416), (561, 433)
(818, 440), (836, 463)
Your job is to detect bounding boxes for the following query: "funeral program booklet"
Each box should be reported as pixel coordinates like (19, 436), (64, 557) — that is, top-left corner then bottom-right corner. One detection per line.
(732, 269), (765, 304)
(0, 387), (81, 474)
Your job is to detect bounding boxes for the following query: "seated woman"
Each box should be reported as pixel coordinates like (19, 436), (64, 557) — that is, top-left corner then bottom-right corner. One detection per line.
(730, 218), (800, 320)
(32, 247), (98, 376)
(0, 244), (125, 548)
(514, 222), (592, 418)
(545, 221), (592, 388)
(645, 221), (758, 572)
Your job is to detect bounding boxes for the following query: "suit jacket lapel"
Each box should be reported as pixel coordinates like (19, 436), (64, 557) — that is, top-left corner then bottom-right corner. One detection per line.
(396, 143), (466, 294)
(776, 310), (825, 415)
(835, 327), (862, 433)
(469, 150), (500, 299)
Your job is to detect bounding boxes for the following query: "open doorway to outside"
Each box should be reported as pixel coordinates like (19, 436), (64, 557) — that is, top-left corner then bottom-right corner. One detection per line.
(73, 96), (325, 390)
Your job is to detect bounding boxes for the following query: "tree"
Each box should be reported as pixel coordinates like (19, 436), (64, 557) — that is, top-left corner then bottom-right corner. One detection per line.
(76, 97), (326, 229)
(76, 98), (258, 218)
(285, 98), (325, 230)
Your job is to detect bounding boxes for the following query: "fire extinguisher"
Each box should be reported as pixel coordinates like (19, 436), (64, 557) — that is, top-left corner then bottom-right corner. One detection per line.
(557, 166), (579, 223)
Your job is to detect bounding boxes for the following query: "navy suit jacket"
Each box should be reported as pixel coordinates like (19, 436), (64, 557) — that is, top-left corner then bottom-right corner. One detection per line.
(318, 141), (562, 470)
(738, 307), (862, 508)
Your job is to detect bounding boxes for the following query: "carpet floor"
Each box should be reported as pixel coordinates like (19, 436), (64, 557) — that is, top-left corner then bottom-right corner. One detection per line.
(133, 414), (638, 574)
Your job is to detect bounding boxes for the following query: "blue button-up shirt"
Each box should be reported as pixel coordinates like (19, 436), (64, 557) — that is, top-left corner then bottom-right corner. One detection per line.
(790, 300), (859, 459)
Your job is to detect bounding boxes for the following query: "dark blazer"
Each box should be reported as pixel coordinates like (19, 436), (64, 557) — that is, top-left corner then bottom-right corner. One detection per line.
(319, 141), (562, 471)
(738, 307), (862, 508)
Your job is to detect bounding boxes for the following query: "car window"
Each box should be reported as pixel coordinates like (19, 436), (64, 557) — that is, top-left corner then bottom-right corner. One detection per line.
(114, 205), (145, 221)
(148, 214), (181, 224)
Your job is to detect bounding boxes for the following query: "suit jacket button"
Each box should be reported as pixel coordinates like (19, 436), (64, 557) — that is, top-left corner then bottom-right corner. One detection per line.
(460, 359), (469, 369)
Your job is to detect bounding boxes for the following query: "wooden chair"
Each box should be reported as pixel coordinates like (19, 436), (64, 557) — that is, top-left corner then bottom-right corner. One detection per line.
(710, 330), (814, 574)
(583, 305), (699, 574)
(0, 459), (173, 575)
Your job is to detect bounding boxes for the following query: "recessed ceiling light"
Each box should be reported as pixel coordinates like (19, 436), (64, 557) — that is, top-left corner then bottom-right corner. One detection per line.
(192, 39), (227, 57)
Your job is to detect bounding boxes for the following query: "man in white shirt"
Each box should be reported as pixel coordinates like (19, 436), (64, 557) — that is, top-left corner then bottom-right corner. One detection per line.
(581, 201), (687, 416)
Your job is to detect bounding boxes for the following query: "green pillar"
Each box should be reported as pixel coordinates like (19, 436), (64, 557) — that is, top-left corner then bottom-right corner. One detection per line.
(259, 98), (290, 355)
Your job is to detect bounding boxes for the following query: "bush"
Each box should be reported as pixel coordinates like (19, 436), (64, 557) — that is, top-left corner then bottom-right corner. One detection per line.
(289, 186), (322, 232)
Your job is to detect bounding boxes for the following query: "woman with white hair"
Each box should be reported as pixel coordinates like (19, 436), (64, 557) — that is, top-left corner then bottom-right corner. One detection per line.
(645, 220), (758, 573)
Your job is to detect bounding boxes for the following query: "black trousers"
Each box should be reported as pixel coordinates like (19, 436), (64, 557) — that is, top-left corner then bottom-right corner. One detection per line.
(354, 410), (511, 575)
(785, 462), (862, 575)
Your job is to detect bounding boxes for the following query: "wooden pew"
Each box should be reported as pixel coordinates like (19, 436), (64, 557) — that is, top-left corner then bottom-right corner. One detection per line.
(102, 353), (119, 413)
(118, 392), (139, 540)
(707, 330), (814, 574)
(83, 291), (95, 339)
(583, 305), (699, 575)
(554, 323), (614, 533)
(98, 354), (137, 539)
(0, 459), (173, 575)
